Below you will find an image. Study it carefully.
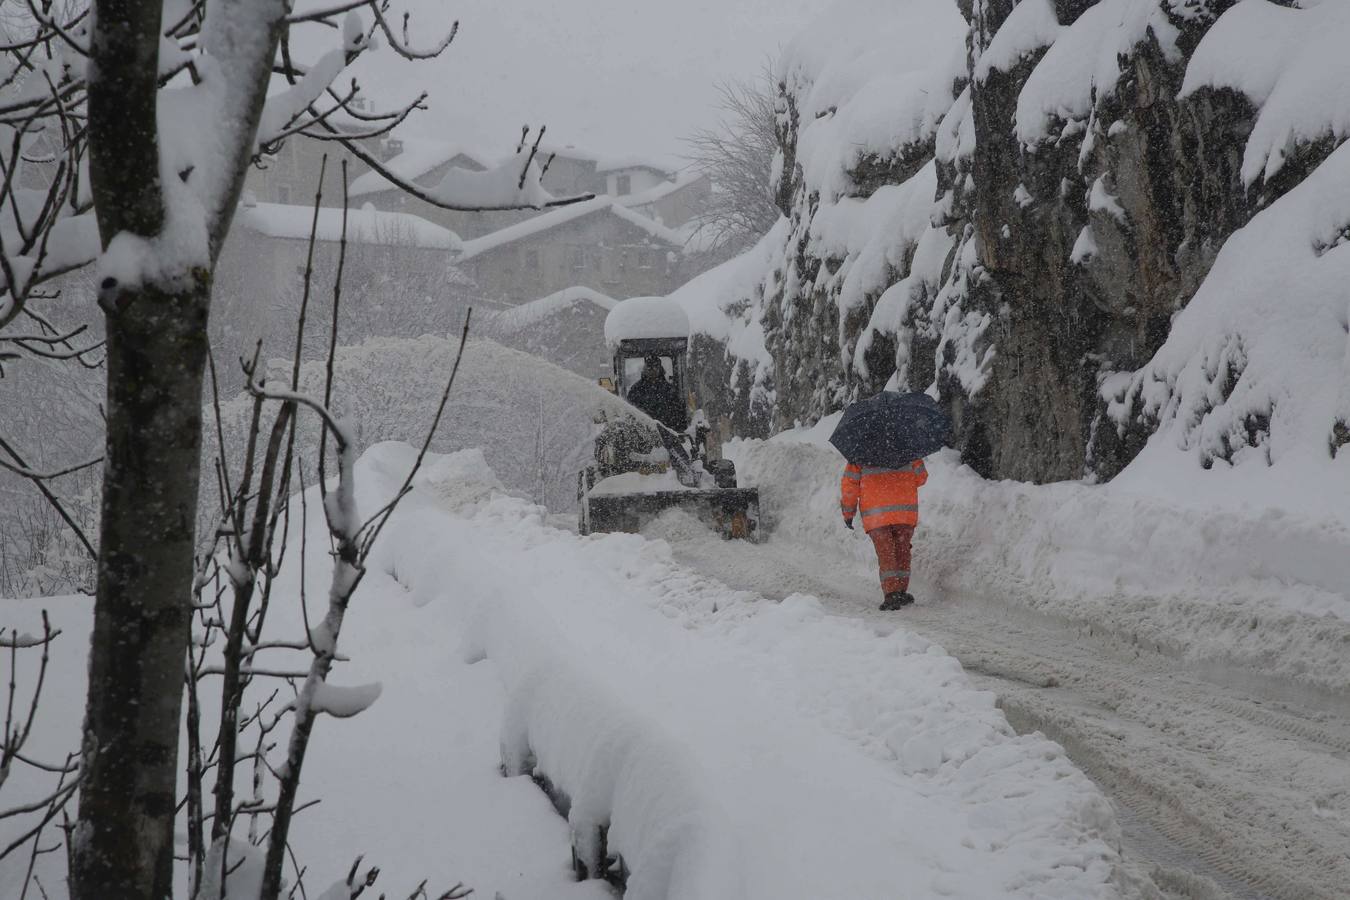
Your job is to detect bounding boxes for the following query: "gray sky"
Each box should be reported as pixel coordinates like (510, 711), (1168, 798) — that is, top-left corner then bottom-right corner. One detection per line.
(345, 0), (827, 164)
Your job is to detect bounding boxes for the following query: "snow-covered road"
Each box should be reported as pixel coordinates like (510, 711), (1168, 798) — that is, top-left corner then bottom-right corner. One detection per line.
(660, 523), (1350, 900)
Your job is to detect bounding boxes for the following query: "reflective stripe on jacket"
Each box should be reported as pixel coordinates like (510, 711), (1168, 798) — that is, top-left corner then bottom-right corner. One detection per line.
(840, 460), (928, 531)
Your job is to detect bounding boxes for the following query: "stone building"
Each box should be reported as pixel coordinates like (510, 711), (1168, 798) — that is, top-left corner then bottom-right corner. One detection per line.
(212, 199), (468, 378)
(616, 173), (710, 229)
(233, 133), (712, 332)
(455, 197), (688, 306)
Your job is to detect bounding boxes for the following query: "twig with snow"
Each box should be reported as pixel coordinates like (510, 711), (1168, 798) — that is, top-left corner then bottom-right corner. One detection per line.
(0, 614), (79, 891)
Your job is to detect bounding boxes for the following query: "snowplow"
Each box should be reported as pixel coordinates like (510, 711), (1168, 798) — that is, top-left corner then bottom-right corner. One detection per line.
(578, 296), (760, 541)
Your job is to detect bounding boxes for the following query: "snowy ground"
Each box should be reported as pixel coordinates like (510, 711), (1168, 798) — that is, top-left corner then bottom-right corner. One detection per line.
(3, 443), (1153, 899)
(738, 420), (1350, 693)
(637, 432), (1350, 900)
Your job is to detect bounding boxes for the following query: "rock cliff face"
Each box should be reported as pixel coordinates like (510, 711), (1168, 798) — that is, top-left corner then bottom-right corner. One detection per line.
(705, 0), (1350, 483)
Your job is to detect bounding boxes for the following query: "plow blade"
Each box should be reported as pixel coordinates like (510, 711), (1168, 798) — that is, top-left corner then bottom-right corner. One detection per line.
(583, 487), (760, 541)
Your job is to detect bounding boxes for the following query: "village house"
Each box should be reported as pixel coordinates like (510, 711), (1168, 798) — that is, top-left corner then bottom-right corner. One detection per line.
(483, 287), (619, 379)
(454, 196), (689, 305)
(245, 128), (378, 207)
(342, 138), (532, 239)
(212, 198), (468, 378)
(616, 172), (710, 229)
(233, 132), (715, 327)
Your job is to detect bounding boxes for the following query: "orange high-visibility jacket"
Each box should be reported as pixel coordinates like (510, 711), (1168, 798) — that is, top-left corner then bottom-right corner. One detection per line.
(840, 460), (928, 532)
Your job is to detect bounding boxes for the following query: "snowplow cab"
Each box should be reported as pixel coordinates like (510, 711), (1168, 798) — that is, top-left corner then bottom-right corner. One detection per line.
(604, 296), (692, 422)
(579, 297), (759, 540)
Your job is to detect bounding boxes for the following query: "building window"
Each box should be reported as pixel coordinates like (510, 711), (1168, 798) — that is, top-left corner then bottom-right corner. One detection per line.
(639, 249), (656, 269)
(571, 246), (586, 270)
(616, 174), (631, 195)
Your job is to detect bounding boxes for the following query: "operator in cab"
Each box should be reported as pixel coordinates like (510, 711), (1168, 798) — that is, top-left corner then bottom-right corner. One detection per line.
(627, 353), (688, 432)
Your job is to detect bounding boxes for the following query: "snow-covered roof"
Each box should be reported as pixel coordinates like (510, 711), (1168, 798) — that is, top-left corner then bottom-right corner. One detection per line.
(595, 153), (682, 176)
(614, 172), (708, 210)
(456, 198), (686, 262)
(537, 142), (603, 164)
(236, 201), (461, 250)
(348, 138), (496, 198)
(607, 201), (687, 245)
(604, 295), (691, 348)
(489, 286), (618, 332)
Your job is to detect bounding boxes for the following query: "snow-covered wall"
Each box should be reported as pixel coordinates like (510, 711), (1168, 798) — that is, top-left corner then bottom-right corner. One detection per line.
(682, 0), (1350, 488)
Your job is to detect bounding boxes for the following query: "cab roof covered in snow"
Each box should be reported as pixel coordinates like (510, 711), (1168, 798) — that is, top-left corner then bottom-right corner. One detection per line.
(604, 295), (690, 350)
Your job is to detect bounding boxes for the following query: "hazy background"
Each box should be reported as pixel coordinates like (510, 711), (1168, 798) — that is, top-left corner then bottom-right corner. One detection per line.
(330, 0), (824, 160)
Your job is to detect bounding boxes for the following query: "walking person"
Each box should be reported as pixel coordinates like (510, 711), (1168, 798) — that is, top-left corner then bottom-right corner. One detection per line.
(829, 389), (948, 610)
(840, 459), (928, 610)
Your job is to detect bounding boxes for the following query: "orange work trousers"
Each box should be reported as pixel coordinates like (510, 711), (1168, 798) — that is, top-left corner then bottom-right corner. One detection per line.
(868, 524), (914, 595)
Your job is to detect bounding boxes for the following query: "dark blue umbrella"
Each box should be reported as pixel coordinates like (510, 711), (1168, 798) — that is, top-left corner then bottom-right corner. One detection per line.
(828, 391), (951, 468)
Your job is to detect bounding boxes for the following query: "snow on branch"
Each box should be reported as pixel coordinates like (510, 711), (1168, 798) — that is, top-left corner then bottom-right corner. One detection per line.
(307, 681), (382, 718)
(332, 123), (595, 212)
(0, 611), (80, 878)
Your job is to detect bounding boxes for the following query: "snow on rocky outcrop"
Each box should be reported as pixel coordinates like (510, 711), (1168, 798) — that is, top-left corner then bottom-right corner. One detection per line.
(680, 0), (1350, 489)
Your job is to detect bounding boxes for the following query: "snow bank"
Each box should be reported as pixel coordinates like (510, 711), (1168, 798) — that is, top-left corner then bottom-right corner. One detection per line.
(1181, 0), (1350, 186)
(727, 436), (1350, 693)
(4, 442), (1139, 898)
(374, 446), (1133, 900)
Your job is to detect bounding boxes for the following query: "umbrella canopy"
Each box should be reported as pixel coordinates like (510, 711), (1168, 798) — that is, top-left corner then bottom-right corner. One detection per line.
(828, 392), (951, 468)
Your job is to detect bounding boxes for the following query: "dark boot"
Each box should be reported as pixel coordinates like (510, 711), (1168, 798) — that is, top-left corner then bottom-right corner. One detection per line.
(879, 591), (914, 611)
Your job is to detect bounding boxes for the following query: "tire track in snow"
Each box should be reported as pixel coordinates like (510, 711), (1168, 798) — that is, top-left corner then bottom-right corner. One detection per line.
(664, 530), (1350, 900)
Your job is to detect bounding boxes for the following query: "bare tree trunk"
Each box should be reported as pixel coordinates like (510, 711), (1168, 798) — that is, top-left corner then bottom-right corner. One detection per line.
(71, 2), (207, 896)
(73, 279), (212, 898)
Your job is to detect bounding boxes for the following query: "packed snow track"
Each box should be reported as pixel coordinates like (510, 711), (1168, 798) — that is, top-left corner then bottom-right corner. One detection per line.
(661, 524), (1350, 900)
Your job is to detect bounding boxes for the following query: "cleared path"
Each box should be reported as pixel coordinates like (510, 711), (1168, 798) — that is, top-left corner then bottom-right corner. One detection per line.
(666, 529), (1350, 900)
